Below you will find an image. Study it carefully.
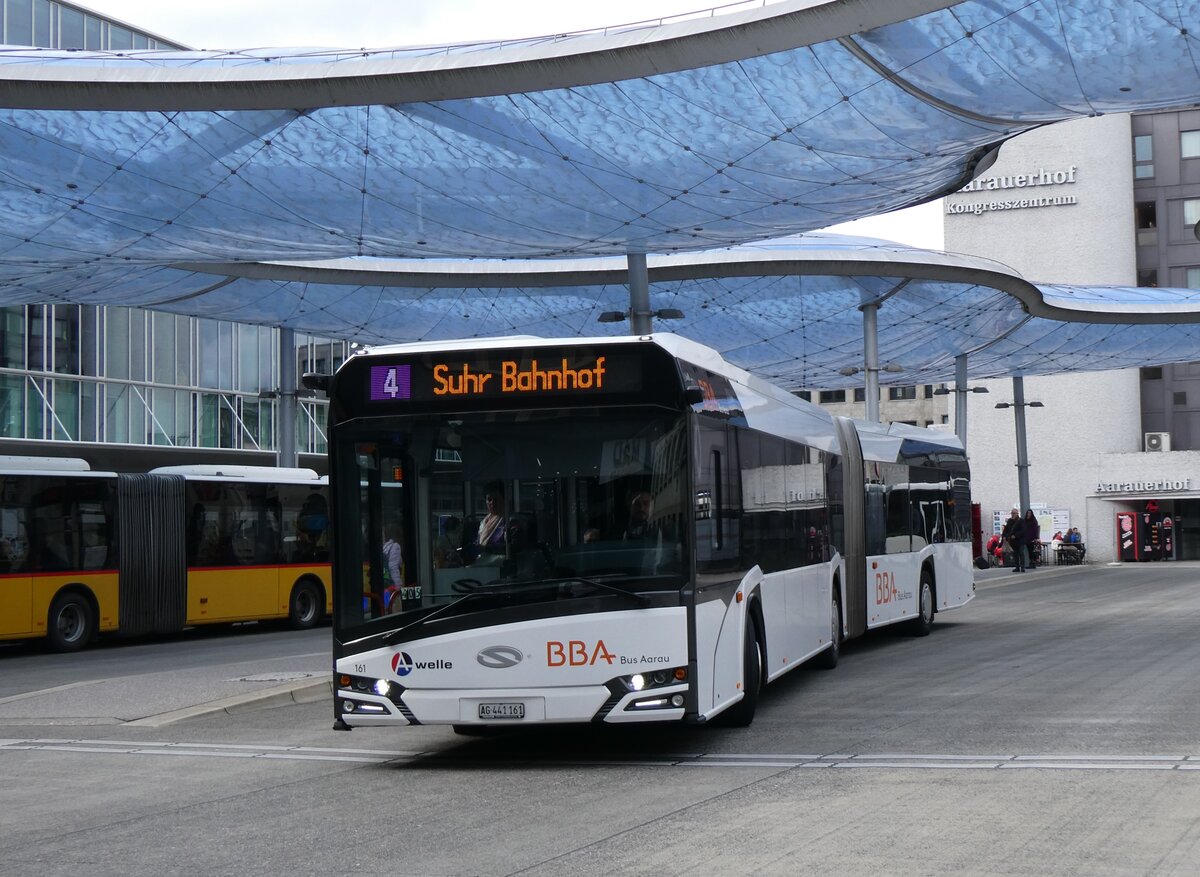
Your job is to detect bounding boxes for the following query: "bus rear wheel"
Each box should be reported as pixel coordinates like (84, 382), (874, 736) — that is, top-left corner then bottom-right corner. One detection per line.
(909, 570), (934, 637)
(813, 592), (841, 670)
(288, 580), (323, 630)
(47, 590), (95, 652)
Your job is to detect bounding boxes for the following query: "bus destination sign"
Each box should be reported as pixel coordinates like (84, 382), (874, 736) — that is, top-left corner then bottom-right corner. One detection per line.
(367, 352), (637, 403)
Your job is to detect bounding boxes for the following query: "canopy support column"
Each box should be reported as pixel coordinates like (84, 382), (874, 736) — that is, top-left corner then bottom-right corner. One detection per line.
(627, 253), (652, 335)
(1013, 376), (1031, 514)
(277, 327), (297, 469)
(954, 353), (968, 447)
(863, 301), (880, 422)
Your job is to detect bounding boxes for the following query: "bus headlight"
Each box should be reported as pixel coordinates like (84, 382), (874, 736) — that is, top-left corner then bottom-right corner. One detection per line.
(373, 679), (392, 697)
(618, 667), (687, 692)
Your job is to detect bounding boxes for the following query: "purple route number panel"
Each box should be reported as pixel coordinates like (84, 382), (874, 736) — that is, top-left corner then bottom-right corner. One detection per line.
(370, 364), (411, 401)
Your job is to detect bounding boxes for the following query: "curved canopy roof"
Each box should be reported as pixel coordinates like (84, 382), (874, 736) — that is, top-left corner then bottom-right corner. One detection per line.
(0, 0), (1198, 388)
(15, 234), (1200, 389)
(0, 0), (1196, 265)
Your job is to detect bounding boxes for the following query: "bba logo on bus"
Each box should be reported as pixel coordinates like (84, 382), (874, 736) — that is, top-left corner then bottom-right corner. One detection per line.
(391, 652), (453, 676)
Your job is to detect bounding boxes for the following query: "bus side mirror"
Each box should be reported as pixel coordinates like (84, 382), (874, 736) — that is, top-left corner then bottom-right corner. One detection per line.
(302, 372), (331, 393)
(682, 386), (705, 406)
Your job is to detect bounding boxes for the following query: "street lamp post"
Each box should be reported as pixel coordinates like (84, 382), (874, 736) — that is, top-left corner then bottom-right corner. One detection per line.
(932, 353), (988, 448)
(838, 362), (904, 422)
(995, 375), (1044, 514)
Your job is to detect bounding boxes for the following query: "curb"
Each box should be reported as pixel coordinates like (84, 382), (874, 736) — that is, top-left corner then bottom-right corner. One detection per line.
(124, 677), (332, 728)
(974, 563), (1092, 589)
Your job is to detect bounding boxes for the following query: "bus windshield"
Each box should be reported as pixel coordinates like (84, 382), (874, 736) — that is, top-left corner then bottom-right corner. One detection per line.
(338, 407), (688, 637)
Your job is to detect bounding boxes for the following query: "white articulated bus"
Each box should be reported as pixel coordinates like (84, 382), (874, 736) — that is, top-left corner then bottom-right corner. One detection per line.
(321, 335), (973, 731)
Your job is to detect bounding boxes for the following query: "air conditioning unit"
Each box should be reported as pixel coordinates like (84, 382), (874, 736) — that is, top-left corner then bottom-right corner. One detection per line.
(1145, 431), (1171, 452)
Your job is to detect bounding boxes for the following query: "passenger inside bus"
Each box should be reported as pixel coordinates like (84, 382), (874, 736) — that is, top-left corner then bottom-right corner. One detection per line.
(295, 492), (329, 562)
(467, 481), (512, 565)
(434, 515), (463, 567)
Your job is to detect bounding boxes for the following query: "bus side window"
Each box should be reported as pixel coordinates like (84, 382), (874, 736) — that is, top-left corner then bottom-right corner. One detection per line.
(885, 486), (910, 554)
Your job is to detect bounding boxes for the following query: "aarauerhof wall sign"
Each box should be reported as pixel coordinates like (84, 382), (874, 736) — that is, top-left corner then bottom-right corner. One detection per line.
(945, 166), (1078, 217)
(1095, 478), (1192, 494)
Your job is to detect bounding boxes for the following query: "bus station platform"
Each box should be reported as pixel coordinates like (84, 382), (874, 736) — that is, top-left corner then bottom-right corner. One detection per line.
(0, 636), (332, 729)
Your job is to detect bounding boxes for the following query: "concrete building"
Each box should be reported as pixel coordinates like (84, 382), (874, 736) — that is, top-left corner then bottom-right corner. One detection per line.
(798, 384), (951, 430)
(945, 112), (1200, 563)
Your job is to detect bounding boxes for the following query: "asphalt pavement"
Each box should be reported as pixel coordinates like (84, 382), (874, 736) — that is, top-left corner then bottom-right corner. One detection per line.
(0, 560), (1097, 729)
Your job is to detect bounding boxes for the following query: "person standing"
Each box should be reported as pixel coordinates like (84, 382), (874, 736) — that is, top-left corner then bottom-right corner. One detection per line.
(382, 520), (404, 610)
(1001, 508), (1026, 573)
(1023, 510), (1041, 569)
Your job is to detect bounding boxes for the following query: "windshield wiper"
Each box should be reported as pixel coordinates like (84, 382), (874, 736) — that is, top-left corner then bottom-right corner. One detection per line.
(543, 576), (651, 607)
(380, 576), (651, 645)
(380, 580), (554, 645)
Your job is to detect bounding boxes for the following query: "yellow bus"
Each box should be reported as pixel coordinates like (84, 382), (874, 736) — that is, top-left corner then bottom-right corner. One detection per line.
(0, 457), (331, 651)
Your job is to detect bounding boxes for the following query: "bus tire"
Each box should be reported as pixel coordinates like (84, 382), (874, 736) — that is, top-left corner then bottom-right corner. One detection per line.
(813, 591), (841, 670)
(288, 579), (324, 630)
(719, 615), (763, 727)
(909, 569), (935, 637)
(47, 590), (95, 653)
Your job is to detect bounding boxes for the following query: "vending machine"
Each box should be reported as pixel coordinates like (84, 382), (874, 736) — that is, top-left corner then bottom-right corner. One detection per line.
(1117, 511), (1138, 562)
(1118, 504), (1175, 562)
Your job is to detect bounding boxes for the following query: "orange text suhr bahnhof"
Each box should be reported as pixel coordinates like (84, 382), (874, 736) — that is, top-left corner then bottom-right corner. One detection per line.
(432, 357), (607, 395)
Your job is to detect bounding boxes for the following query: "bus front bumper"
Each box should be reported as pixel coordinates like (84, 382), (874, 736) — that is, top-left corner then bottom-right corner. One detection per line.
(336, 681), (688, 727)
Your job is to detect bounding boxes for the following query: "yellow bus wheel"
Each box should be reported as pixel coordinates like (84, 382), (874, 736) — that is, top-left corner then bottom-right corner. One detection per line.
(47, 590), (95, 653)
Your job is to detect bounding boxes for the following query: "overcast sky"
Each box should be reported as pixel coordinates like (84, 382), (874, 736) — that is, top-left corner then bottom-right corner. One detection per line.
(76, 0), (944, 250)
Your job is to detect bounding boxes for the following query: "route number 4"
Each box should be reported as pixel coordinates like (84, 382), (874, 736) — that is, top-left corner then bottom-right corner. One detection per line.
(382, 367), (400, 398)
(875, 571), (898, 605)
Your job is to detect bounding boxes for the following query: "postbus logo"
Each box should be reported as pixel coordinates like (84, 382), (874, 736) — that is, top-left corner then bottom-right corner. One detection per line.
(391, 651), (414, 676)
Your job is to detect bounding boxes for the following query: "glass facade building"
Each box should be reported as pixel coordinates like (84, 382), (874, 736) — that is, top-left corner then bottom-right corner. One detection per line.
(0, 3), (343, 470)
(1, 0), (180, 50)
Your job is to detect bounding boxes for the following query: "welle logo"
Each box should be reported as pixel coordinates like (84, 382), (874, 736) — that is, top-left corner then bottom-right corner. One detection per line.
(391, 651), (453, 677)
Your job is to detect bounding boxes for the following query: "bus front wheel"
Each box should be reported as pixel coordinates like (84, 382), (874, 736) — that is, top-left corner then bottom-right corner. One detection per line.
(718, 617), (763, 727)
(288, 580), (324, 630)
(47, 590), (95, 652)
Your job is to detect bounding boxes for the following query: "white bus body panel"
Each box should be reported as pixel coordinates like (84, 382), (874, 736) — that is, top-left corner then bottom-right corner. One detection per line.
(692, 576), (753, 720)
(865, 551), (924, 629)
(759, 560), (839, 682)
(337, 607), (688, 726)
(865, 544), (974, 630)
(693, 560), (840, 722)
(932, 542), (975, 611)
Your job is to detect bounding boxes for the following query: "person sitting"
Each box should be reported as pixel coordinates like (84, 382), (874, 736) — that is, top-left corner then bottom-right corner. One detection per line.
(468, 481), (511, 565)
(985, 534), (1002, 567)
(1067, 528), (1086, 562)
(435, 515), (464, 568)
(623, 490), (659, 544)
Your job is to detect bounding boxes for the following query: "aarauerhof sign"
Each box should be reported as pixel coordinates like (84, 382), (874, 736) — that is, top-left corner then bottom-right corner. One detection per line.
(1095, 478), (1192, 494)
(945, 166), (1079, 217)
